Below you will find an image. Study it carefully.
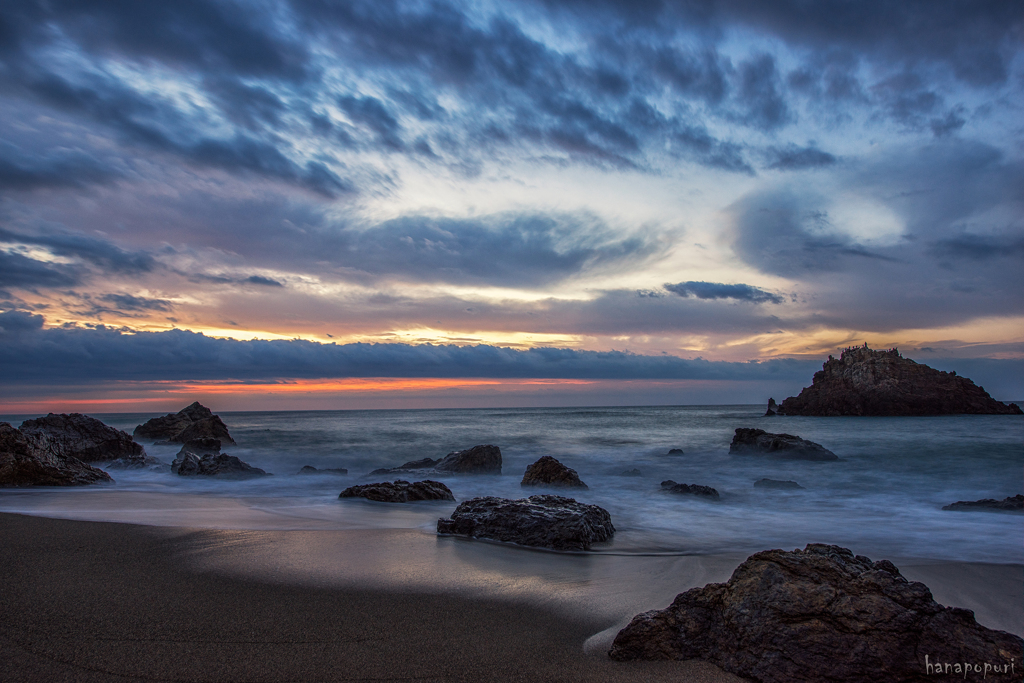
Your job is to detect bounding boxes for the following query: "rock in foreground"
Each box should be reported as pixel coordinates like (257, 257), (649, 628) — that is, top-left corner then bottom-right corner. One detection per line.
(609, 544), (1023, 682)
(661, 480), (720, 499)
(437, 495), (614, 551)
(0, 422), (113, 486)
(778, 345), (1023, 416)
(730, 428), (837, 461)
(942, 495), (1023, 512)
(521, 456), (588, 488)
(339, 480), (454, 502)
(134, 401), (236, 444)
(434, 444), (502, 474)
(20, 413), (145, 463)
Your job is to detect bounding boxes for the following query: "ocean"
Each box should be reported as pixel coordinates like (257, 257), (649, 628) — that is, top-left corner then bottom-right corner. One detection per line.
(1, 405), (1021, 563)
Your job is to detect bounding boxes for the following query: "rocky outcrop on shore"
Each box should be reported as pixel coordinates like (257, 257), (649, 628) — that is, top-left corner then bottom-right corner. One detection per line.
(340, 480), (454, 502)
(437, 495), (614, 551)
(0, 422), (113, 486)
(661, 480), (720, 499)
(20, 413), (146, 463)
(942, 495), (1023, 512)
(134, 402), (236, 444)
(753, 478), (804, 489)
(609, 543), (1023, 682)
(778, 345), (1023, 416)
(171, 439), (267, 477)
(729, 428), (838, 461)
(521, 456), (588, 488)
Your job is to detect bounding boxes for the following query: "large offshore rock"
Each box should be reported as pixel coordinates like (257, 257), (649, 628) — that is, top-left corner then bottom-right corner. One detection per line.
(942, 495), (1024, 512)
(778, 345), (1023, 416)
(437, 495), (614, 551)
(609, 544), (1023, 682)
(729, 428), (838, 461)
(660, 480), (720, 499)
(433, 445), (502, 474)
(339, 480), (454, 502)
(133, 402), (236, 444)
(0, 422), (113, 486)
(171, 448), (267, 477)
(19, 413), (145, 463)
(521, 456), (588, 489)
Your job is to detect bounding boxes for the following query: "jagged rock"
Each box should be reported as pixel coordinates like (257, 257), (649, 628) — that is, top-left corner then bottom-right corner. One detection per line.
(620, 468), (643, 477)
(521, 456), (588, 489)
(666, 448), (684, 455)
(171, 450), (268, 477)
(661, 480), (720, 499)
(0, 422), (113, 486)
(942, 495), (1023, 512)
(730, 428), (838, 461)
(764, 398), (778, 416)
(609, 544), (1023, 682)
(339, 480), (454, 502)
(175, 438), (221, 457)
(134, 402), (236, 444)
(754, 478), (804, 490)
(434, 445), (502, 474)
(297, 465), (348, 475)
(437, 495), (614, 551)
(19, 413), (145, 463)
(779, 345), (1023, 416)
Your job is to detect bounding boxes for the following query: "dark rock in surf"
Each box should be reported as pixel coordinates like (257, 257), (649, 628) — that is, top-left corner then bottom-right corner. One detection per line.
(666, 448), (684, 455)
(521, 456), (587, 489)
(0, 422), (113, 486)
(778, 345), (1023, 416)
(434, 445), (502, 474)
(171, 445), (267, 477)
(609, 544), (1023, 683)
(437, 495), (614, 551)
(339, 480), (454, 503)
(19, 413), (145, 463)
(764, 398), (778, 416)
(730, 428), (837, 461)
(661, 480), (720, 499)
(176, 437), (221, 457)
(134, 402), (236, 444)
(620, 468), (643, 477)
(754, 478), (804, 490)
(942, 495), (1023, 512)
(298, 465), (348, 475)
(399, 457), (439, 470)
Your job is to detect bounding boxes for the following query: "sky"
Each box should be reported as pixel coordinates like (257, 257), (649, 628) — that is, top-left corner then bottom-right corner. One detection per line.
(0, 0), (1022, 412)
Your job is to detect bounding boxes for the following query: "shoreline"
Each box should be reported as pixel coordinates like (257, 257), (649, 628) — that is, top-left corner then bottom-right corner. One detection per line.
(2, 512), (1021, 682)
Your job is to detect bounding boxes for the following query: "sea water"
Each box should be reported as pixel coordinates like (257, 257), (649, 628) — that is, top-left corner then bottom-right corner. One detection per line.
(1, 405), (1020, 563)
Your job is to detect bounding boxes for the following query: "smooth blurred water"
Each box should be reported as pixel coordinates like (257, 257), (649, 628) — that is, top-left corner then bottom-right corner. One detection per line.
(1, 406), (1021, 562)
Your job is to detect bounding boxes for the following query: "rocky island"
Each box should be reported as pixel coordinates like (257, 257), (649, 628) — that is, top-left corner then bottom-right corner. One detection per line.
(777, 345), (1022, 416)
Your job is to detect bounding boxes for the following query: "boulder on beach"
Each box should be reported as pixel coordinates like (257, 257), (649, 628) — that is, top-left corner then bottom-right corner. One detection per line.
(434, 444), (502, 474)
(661, 480), (719, 499)
(521, 456), (588, 489)
(778, 345), (1023, 416)
(942, 495), (1023, 512)
(297, 465), (348, 475)
(339, 480), (454, 503)
(133, 402), (236, 444)
(171, 442), (267, 477)
(437, 495), (614, 551)
(753, 478), (804, 490)
(608, 543), (1024, 683)
(19, 413), (145, 463)
(0, 422), (113, 486)
(729, 428), (838, 461)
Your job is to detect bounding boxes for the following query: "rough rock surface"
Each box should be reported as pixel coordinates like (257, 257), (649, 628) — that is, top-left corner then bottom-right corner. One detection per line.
(134, 402), (236, 444)
(339, 480), (454, 502)
(297, 465), (348, 475)
(0, 422), (113, 486)
(730, 428), (838, 461)
(764, 398), (778, 416)
(661, 480), (720, 499)
(437, 495), (614, 551)
(753, 478), (804, 490)
(19, 413), (145, 463)
(609, 544), (1023, 683)
(521, 456), (588, 488)
(778, 345), (1023, 416)
(942, 495), (1023, 512)
(368, 457), (439, 475)
(104, 454), (165, 469)
(434, 445), (502, 474)
(171, 446), (268, 477)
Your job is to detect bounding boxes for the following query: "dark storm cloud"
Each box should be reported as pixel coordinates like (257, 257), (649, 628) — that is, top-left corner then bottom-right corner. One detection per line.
(0, 228), (154, 275)
(0, 251), (80, 289)
(244, 275), (285, 287)
(763, 144), (837, 171)
(665, 281), (784, 304)
(0, 142), (122, 190)
(97, 294), (173, 313)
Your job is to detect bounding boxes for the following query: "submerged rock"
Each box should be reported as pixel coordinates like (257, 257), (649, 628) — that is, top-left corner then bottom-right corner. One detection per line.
(368, 457), (439, 476)
(521, 456), (588, 489)
(729, 428), (838, 461)
(619, 468), (643, 477)
(297, 465), (348, 475)
(661, 480), (720, 499)
(609, 543), (1023, 683)
(942, 495), (1023, 512)
(0, 422), (113, 486)
(339, 480), (454, 502)
(778, 345), (1023, 416)
(434, 444), (502, 474)
(753, 478), (804, 490)
(437, 495), (614, 551)
(19, 413), (145, 463)
(666, 448), (684, 455)
(134, 402), (236, 444)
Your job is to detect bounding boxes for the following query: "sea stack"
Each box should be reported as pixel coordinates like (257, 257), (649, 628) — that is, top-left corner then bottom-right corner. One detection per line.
(778, 345), (1022, 416)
